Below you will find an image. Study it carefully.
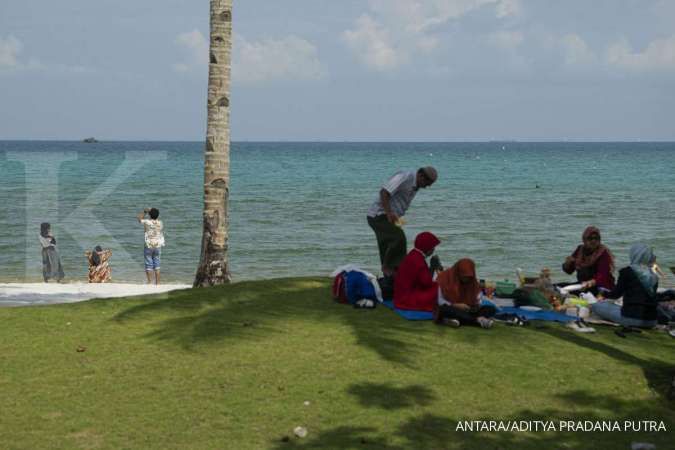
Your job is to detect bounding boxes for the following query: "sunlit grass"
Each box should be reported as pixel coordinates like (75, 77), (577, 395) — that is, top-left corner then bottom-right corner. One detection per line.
(1, 277), (673, 449)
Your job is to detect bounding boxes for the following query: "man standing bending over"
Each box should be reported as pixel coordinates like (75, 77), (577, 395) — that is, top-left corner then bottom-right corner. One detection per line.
(367, 166), (437, 276)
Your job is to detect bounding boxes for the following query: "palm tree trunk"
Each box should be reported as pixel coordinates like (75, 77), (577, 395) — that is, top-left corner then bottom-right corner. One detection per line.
(194, 0), (233, 287)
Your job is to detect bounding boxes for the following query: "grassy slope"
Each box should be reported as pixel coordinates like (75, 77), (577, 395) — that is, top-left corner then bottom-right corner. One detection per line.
(1, 277), (673, 450)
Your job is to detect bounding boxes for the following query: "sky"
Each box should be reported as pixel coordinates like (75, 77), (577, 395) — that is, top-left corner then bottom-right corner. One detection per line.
(1, 0), (675, 141)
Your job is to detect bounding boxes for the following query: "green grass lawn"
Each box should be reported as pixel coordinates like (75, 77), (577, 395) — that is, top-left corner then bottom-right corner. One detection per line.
(1, 277), (673, 450)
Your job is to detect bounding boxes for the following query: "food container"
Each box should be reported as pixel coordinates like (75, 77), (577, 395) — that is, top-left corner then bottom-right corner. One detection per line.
(495, 280), (516, 297)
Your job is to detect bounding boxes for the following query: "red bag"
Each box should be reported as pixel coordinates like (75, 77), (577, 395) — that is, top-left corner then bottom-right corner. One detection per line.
(332, 272), (348, 304)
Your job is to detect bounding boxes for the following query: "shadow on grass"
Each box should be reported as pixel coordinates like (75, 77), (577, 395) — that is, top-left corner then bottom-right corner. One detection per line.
(113, 278), (433, 367)
(270, 392), (674, 450)
(347, 382), (436, 409)
(535, 326), (675, 400)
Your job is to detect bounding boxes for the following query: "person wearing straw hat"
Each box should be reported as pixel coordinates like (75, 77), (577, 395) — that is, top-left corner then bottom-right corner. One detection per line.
(367, 166), (437, 277)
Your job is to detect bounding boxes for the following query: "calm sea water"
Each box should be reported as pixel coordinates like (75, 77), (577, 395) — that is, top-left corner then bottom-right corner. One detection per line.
(1, 141), (674, 284)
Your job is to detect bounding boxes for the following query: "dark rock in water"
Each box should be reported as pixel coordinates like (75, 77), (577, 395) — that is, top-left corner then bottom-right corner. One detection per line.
(82, 137), (98, 143)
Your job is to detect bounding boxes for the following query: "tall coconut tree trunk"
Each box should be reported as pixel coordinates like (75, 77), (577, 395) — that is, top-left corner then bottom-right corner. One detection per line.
(194, 0), (233, 287)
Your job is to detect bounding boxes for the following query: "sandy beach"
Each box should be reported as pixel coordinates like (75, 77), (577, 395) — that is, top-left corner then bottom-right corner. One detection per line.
(0, 283), (192, 307)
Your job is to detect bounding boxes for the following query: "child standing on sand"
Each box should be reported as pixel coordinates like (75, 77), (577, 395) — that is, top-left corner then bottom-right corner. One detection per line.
(137, 208), (165, 285)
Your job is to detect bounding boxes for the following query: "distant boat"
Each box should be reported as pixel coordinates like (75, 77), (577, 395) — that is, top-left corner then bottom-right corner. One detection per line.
(82, 137), (98, 143)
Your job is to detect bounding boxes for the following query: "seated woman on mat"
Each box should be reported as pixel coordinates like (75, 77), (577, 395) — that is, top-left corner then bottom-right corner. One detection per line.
(85, 246), (112, 283)
(435, 258), (496, 329)
(562, 226), (615, 291)
(393, 232), (441, 312)
(591, 243), (659, 330)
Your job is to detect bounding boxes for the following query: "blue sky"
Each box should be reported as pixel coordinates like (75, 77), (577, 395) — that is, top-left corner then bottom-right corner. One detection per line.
(1, 0), (674, 141)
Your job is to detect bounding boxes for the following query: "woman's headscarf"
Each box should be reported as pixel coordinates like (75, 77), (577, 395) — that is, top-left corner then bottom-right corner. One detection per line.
(573, 226), (614, 273)
(414, 232), (440, 255)
(629, 243), (658, 294)
(91, 246), (103, 266)
(38, 222), (55, 248)
(437, 258), (481, 306)
(40, 222), (51, 238)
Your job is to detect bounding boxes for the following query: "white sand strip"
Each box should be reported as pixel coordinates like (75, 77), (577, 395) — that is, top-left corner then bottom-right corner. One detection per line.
(0, 283), (192, 307)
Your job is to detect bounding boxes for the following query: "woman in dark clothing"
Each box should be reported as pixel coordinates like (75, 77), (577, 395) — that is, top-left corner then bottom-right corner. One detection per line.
(562, 226), (615, 291)
(39, 222), (64, 282)
(591, 243), (658, 328)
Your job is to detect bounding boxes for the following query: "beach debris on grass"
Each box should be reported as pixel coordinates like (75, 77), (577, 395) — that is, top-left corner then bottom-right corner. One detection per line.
(303, 401), (310, 406)
(76, 346), (87, 353)
(293, 426), (308, 438)
(566, 320), (595, 333)
(631, 443), (656, 450)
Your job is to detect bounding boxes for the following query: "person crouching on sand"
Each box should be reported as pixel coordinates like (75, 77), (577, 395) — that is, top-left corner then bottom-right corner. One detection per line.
(39, 222), (64, 283)
(137, 207), (165, 285)
(86, 246), (112, 283)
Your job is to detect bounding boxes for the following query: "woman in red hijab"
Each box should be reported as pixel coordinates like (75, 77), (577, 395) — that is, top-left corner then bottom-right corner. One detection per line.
(393, 232), (440, 311)
(435, 258), (496, 328)
(562, 226), (615, 291)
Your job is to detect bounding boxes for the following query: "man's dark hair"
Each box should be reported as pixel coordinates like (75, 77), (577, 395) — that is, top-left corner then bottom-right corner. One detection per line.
(149, 208), (160, 219)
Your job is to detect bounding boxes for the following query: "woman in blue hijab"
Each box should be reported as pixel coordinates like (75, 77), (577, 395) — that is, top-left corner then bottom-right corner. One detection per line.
(591, 243), (659, 329)
(628, 244), (658, 295)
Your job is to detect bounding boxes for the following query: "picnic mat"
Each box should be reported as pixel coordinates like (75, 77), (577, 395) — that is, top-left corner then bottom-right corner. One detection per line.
(382, 300), (434, 320)
(495, 307), (575, 323)
(382, 300), (575, 323)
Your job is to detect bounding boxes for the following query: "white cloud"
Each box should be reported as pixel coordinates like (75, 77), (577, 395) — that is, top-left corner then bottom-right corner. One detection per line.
(0, 35), (92, 75)
(0, 35), (22, 69)
(560, 34), (596, 66)
(342, 14), (403, 70)
(487, 30), (524, 49)
(495, 0), (522, 19)
(173, 30), (324, 83)
(173, 29), (208, 73)
(607, 35), (675, 71)
(233, 34), (325, 83)
(343, 0), (523, 70)
(367, 0), (521, 33)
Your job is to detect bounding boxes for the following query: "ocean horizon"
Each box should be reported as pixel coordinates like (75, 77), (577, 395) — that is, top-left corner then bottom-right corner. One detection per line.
(1, 140), (674, 286)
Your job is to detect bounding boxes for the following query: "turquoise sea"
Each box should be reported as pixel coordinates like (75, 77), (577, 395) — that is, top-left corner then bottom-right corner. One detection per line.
(1, 141), (674, 285)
